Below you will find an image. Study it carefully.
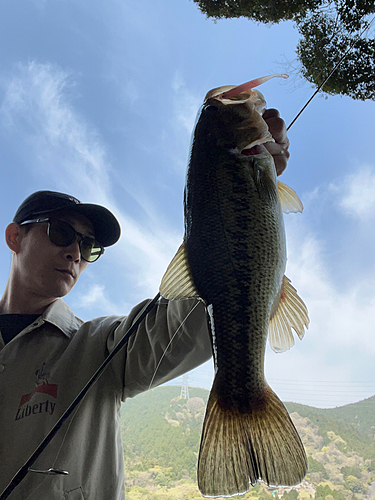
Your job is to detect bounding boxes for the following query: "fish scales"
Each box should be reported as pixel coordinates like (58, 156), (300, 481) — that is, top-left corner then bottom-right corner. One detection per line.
(160, 79), (309, 497)
(186, 101), (284, 412)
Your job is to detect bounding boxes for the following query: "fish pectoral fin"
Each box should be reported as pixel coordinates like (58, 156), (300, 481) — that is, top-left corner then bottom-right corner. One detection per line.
(159, 242), (201, 300)
(277, 181), (303, 214)
(198, 381), (307, 497)
(268, 275), (309, 353)
(254, 162), (278, 203)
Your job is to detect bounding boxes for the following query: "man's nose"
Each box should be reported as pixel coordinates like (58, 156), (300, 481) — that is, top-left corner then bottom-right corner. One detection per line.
(64, 240), (81, 262)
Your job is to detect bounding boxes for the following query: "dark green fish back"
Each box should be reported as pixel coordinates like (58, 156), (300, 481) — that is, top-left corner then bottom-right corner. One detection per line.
(185, 105), (285, 408)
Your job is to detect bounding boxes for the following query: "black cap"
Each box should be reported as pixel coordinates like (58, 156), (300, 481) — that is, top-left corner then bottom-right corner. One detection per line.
(13, 191), (121, 247)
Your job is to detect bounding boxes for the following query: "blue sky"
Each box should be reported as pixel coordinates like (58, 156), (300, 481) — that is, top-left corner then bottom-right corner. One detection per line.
(1, 0), (375, 408)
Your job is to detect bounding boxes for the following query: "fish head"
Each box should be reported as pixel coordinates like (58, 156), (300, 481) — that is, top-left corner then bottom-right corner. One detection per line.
(198, 85), (273, 154)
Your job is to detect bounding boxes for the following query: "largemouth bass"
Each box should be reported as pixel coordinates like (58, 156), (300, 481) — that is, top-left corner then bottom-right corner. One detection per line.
(160, 76), (309, 497)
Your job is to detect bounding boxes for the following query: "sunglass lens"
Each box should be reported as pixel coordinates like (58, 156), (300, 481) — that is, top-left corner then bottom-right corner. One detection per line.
(80, 238), (103, 262)
(49, 220), (76, 247)
(48, 219), (103, 262)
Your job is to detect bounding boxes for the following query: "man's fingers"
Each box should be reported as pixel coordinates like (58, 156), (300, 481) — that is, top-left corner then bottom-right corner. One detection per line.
(262, 108), (290, 176)
(264, 116), (289, 146)
(264, 142), (290, 176)
(262, 108), (280, 120)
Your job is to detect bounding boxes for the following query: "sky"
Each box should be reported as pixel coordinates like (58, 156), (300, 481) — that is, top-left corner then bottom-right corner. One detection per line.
(1, 0), (375, 409)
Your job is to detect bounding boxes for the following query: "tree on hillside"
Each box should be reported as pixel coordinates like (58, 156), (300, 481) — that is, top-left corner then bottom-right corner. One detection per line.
(340, 465), (362, 479)
(282, 489), (299, 500)
(315, 484), (347, 500)
(193, 0), (375, 100)
(345, 475), (368, 495)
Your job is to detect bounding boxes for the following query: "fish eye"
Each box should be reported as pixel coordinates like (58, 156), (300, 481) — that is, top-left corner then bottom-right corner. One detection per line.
(205, 105), (219, 113)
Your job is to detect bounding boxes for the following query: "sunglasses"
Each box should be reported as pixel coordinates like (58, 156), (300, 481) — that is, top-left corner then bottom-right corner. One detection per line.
(19, 217), (105, 263)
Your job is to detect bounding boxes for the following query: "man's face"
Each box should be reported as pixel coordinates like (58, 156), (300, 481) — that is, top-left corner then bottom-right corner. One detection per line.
(14, 212), (94, 301)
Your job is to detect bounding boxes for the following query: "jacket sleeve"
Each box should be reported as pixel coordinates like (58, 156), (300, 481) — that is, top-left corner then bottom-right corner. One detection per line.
(105, 297), (212, 401)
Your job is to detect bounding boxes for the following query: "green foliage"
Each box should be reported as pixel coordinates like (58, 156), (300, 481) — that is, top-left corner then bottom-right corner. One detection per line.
(121, 386), (208, 480)
(259, 489), (274, 500)
(340, 466), (362, 479)
(308, 456), (329, 479)
(193, 0), (322, 24)
(321, 395), (375, 438)
(335, 0), (375, 30)
(153, 469), (175, 488)
(297, 11), (375, 100)
(315, 484), (346, 500)
(345, 475), (367, 494)
(282, 489), (299, 500)
(192, 0), (375, 100)
(286, 401), (375, 462)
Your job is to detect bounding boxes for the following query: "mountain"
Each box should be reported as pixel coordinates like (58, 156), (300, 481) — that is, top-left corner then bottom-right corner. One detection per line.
(320, 397), (375, 438)
(120, 386), (375, 500)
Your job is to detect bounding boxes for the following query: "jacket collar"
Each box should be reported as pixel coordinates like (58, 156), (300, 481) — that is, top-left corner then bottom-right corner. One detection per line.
(41, 299), (83, 338)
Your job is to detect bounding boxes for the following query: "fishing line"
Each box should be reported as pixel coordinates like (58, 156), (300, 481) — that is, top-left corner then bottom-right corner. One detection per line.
(0, 292), (160, 500)
(287, 14), (375, 131)
(147, 300), (201, 390)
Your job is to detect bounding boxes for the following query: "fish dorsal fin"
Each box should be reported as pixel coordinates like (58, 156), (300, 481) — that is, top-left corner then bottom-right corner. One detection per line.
(159, 242), (201, 300)
(268, 275), (309, 353)
(277, 181), (303, 214)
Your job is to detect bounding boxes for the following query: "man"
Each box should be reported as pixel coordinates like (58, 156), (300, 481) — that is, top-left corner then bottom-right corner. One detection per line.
(0, 110), (289, 499)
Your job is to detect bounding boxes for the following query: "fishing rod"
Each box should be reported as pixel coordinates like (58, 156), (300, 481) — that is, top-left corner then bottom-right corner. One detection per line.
(0, 292), (160, 500)
(287, 14), (375, 131)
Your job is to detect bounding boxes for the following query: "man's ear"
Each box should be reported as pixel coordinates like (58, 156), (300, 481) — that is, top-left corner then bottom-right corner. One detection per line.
(5, 223), (24, 253)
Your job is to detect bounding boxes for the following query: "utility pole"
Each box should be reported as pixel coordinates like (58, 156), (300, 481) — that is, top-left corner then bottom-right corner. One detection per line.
(180, 374), (190, 400)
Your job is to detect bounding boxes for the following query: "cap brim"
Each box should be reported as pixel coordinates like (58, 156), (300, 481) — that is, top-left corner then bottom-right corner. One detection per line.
(65, 204), (121, 247)
(32, 204), (121, 247)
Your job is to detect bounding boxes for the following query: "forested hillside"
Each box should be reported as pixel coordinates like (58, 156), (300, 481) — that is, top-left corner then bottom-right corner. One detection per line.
(121, 386), (375, 500)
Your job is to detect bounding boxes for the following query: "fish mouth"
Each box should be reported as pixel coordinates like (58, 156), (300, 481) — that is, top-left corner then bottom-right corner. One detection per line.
(205, 74), (288, 102)
(241, 138), (273, 156)
(205, 76), (283, 154)
(241, 145), (264, 156)
(219, 74), (288, 100)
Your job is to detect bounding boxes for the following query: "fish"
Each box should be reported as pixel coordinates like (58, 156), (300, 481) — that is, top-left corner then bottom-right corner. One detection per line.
(159, 75), (309, 497)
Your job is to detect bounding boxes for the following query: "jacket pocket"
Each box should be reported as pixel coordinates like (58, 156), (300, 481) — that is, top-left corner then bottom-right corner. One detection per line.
(64, 486), (85, 499)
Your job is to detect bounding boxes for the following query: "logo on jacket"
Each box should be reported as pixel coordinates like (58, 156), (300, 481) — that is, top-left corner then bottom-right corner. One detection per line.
(15, 363), (58, 421)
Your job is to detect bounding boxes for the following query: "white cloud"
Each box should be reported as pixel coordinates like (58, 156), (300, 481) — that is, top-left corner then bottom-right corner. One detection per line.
(171, 72), (202, 135)
(262, 188), (375, 407)
(0, 61), (181, 300)
(286, 225), (375, 354)
(1, 61), (111, 198)
(77, 283), (120, 315)
(334, 165), (375, 219)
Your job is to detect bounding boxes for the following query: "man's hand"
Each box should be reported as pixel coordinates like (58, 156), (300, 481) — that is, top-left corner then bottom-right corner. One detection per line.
(263, 108), (290, 176)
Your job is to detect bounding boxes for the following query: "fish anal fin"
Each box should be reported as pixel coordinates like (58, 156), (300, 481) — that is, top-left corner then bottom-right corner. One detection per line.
(198, 381), (307, 497)
(268, 275), (309, 353)
(277, 181), (303, 214)
(159, 242), (201, 300)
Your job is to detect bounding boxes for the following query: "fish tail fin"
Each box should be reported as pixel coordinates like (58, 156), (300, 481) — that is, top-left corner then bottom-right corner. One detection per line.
(198, 380), (307, 497)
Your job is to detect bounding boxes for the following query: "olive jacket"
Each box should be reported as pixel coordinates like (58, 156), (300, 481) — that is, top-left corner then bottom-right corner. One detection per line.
(0, 297), (211, 499)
